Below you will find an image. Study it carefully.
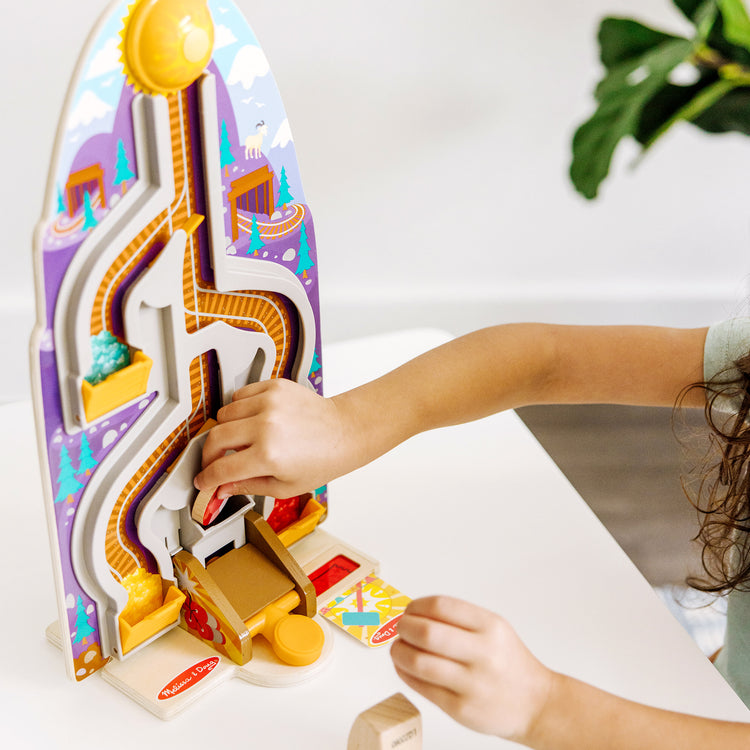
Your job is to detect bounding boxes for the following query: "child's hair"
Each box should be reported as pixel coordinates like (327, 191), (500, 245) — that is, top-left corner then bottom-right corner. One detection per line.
(680, 353), (750, 594)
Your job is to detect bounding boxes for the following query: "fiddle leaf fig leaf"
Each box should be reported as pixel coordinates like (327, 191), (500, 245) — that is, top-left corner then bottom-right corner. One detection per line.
(639, 76), (739, 150)
(673, 0), (720, 34)
(693, 84), (750, 132)
(672, 0), (708, 21)
(570, 1), (750, 199)
(571, 37), (693, 199)
(693, 0), (722, 37)
(633, 73), (717, 144)
(717, 0), (750, 50)
(702, 2), (750, 66)
(598, 18), (682, 69)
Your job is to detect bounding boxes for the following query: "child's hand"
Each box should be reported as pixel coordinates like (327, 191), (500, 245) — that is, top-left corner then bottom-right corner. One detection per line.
(391, 596), (554, 743)
(194, 379), (353, 500)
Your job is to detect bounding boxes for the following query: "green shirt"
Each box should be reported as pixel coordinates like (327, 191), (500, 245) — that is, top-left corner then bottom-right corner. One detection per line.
(704, 318), (750, 707)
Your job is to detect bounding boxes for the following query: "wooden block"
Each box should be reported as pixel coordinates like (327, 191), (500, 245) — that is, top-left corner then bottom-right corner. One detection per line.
(348, 693), (422, 750)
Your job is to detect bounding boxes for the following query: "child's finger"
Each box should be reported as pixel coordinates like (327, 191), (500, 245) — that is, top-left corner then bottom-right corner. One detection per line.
(403, 595), (497, 633)
(396, 612), (481, 665)
(194, 447), (264, 491)
(391, 639), (470, 694)
(200, 420), (254, 468)
(231, 380), (270, 401)
(216, 395), (264, 424)
(392, 661), (465, 719)
(216, 475), (280, 500)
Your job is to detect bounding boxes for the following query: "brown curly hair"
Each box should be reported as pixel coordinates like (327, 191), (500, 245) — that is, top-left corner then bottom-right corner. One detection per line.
(681, 353), (750, 594)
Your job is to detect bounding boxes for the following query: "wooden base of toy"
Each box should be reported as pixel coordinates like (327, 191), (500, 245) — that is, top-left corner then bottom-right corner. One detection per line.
(44, 527), (380, 719)
(46, 615), (334, 720)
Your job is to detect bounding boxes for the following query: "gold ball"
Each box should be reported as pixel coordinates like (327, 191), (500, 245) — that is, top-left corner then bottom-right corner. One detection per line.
(121, 0), (214, 95)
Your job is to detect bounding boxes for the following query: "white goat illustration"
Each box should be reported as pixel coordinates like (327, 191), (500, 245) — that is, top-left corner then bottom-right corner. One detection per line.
(244, 121), (268, 159)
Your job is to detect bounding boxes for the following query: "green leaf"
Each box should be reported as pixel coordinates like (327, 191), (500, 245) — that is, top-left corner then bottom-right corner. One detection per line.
(672, 0), (709, 21)
(633, 73), (718, 143)
(640, 76), (739, 148)
(704, 6), (750, 65)
(693, 84), (750, 132)
(674, 2), (750, 63)
(717, 0), (750, 49)
(673, 0), (720, 34)
(694, 0), (721, 37)
(570, 38), (693, 199)
(598, 18), (682, 69)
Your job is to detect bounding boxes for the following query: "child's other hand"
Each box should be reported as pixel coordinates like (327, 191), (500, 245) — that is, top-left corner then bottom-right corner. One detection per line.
(391, 596), (554, 743)
(194, 379), (350, 499)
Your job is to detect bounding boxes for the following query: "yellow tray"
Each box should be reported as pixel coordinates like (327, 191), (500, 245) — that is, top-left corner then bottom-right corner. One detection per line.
(119, 583), (186, 655)
(277, 497), (325, 547)
(81, 350), (153, 422)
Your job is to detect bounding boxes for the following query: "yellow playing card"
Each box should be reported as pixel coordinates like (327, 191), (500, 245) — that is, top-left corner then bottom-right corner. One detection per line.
(319, 575), (410, 648)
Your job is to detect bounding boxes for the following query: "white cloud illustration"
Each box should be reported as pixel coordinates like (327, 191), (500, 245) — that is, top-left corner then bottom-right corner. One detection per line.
(214, 24), (237, 50)
(68, 90), (114, 129)
(85, 37), (122, 80)
(227, 45), (269, 89)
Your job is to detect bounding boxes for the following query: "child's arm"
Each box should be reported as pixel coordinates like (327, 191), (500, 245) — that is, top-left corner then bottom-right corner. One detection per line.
(392, 596), (750, 749)
(194, 323), (708, 498)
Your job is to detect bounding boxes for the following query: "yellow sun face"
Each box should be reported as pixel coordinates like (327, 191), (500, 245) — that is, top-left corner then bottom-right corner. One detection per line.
(120, 0), (214, 95)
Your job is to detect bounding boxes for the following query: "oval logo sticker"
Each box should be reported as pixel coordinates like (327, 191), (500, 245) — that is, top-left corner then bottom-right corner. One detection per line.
(369, 615), (402, 647)
(158, 656), (219, 700)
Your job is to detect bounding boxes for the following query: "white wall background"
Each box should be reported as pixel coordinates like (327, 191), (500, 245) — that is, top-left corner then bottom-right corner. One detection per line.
(3, 0), (750, 402)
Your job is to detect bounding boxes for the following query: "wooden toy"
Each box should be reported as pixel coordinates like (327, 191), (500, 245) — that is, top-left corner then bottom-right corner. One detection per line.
(31, 0), (403, 719)
(348, 693), (422, 750)
(173, 506), (324, 669)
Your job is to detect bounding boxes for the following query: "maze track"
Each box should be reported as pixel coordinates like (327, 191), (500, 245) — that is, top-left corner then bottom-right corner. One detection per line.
(100, 88), (297, 579)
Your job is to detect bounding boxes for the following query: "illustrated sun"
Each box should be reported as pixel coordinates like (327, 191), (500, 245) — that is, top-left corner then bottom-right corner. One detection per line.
(119, 0), (215, 96)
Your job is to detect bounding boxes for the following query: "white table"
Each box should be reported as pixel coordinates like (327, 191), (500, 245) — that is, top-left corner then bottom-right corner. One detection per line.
(2, 328), (749, 749)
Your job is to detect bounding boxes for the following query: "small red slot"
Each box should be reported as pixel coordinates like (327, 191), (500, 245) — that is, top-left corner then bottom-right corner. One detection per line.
(309, 554), (360, 597)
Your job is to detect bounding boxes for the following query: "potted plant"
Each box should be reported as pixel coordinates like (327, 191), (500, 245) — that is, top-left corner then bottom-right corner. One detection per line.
(571, 0), (750, 199)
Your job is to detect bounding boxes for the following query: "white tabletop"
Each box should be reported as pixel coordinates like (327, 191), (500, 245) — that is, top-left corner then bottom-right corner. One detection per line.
(2, 328), (749, 748)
